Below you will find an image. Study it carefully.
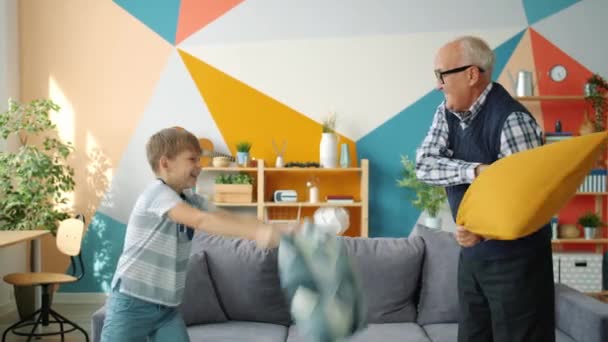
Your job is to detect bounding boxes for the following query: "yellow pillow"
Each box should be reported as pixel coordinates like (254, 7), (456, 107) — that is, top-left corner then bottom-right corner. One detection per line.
(456, 131), (608, 240)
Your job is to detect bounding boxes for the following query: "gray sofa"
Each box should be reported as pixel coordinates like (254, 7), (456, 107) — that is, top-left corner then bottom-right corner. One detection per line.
(91, 225), (608, 341)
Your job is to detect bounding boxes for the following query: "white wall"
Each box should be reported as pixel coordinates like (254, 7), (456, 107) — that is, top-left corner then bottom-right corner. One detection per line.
(0, 0), (26, 317)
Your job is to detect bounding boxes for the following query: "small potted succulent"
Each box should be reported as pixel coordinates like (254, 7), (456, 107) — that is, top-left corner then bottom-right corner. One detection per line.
(577, 211), (606, 239)
(235, 141), (252, 166)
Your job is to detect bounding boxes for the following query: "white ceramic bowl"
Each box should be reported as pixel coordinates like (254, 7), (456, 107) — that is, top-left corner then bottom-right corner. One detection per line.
(212, 157), (231, 167)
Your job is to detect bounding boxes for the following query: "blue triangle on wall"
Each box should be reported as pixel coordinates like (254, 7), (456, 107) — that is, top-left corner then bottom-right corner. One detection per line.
(523, 0), (580, 26)
(357, 90), (444, 237)
(113, 0), (181, 45)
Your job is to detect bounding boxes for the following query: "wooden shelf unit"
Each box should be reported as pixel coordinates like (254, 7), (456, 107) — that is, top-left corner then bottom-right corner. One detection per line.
(517, 95), (607, 253)
(552, 239), (608, 244)
(202, 159), (369, 237)
(516, 95), (587, 101)
(552, 239), (608, 254)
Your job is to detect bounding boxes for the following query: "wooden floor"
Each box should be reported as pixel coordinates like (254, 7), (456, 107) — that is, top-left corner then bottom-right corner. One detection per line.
(0, 304), (97, 341)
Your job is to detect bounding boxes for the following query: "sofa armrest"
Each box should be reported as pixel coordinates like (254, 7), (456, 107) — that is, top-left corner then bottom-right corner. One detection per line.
(555, 284), (608, 342)
(91, 305), (106, 342)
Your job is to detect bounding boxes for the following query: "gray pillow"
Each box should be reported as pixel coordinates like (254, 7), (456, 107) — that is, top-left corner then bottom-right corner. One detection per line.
(339, 236), (425, 323)
(192, 233), (291, 325)
(409, 224), (461, 325)
(179, 252), (228, 325)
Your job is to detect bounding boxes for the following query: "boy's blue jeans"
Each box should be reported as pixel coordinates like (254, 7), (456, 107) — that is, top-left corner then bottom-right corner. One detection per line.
(100, 289), (189, 342)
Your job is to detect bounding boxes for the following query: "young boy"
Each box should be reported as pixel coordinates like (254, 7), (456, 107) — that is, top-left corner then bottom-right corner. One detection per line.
(100, 127), (282, 342)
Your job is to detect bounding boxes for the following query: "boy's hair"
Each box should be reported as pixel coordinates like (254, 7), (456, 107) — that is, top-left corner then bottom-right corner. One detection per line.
(146, 127), (202, 173)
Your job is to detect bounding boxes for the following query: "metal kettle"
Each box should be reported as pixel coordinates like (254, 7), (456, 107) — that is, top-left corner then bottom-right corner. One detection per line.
(507, 70), (536, 97)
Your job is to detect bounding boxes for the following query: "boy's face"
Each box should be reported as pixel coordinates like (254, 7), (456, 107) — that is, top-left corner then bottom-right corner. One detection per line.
(163, 149), (201, 191)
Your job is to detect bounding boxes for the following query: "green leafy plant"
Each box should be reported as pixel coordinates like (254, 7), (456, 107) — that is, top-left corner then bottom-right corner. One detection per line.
(322, 112), (337, 133)
(215, 173), (253, 185)
(577, 211), (606, 228)
(0, 99), (75, 233)
(584, 74), (608, 132)
(236, 141), (252, 153)
(397, 155), (446, 218)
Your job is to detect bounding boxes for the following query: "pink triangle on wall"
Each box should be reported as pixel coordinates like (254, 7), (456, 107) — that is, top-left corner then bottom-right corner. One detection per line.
(175, 0), (244, 44)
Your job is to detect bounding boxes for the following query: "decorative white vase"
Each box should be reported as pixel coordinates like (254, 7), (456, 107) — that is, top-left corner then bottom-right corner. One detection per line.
(320, 133), (338, 168)
(424, 216), (442, 229)
(584, 227), (596, 239)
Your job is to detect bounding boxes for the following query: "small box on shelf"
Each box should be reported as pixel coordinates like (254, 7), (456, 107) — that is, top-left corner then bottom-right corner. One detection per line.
(214, 184), (253, 203)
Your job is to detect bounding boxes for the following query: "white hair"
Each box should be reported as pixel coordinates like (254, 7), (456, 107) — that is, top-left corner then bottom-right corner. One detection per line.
(457, 36), (495, 79)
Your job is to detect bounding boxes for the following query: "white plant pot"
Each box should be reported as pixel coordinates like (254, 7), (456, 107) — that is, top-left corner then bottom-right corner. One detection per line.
(319, 133), (338, 168)
(237, 152), (249, 166)
(584, 227), (596, 239)
(424, 216), (442, 229)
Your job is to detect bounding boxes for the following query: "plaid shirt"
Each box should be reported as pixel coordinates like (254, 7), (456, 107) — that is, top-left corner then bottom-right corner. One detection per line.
(416, 82), (543, 186)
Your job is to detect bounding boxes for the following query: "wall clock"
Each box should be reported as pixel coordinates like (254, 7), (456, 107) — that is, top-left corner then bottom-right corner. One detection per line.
(549, 64), (567, 82)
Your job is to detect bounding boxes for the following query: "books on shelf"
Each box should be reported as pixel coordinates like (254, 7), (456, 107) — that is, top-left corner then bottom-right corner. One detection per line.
(326, 195), (354, 203)
(545, 132), (573, 144)
(578, 169), (607, 193)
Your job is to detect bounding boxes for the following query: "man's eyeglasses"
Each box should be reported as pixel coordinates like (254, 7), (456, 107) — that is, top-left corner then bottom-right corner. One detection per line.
(434, 65), (485, 84)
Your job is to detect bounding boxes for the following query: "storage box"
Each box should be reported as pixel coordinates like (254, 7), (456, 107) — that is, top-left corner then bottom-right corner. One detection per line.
(552, 254), (560, 284)
(214, 184), (253, 203)
(554, 252), (603, 293)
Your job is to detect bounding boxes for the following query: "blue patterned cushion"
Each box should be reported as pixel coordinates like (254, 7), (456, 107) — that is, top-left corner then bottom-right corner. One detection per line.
(278, 221), (367, 342)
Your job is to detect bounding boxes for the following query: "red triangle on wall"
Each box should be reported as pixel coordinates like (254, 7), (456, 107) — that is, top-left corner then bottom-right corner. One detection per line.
(175, 0), (244, 44)
(529, 28), (594, 134)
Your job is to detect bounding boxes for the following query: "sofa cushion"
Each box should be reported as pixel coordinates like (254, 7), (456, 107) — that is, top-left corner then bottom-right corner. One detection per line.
(409, 224), (460, 325)
(556, 330), (577, 342)
(179, 252), (228, 325)
(555, 283), (608, 342)
(286, 323), (430, 342)
(423, 323), (575, 342)
(340, 235), (425, 323)
(278, 222), (367, 342)
(191, 233), (291, 325)
(457, 131), (608, 240)
(422, 323), (458, 342)
(187, 321), (288, 342)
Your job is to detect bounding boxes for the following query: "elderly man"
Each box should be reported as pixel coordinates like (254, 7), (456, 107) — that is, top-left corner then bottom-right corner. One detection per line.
(415, 36), (555, 342)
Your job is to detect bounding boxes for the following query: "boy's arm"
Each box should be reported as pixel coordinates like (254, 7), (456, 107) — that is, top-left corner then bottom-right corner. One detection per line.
(167, 202), (280, 247)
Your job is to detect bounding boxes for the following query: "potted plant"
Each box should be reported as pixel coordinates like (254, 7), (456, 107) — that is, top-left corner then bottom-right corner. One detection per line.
(0, 98), (75, 232)
(0, 98), (75, 319)
(235, 141), (252, 166)
(577, 211), (606, 239)
(397, 155), (447, 229)
(584, 74), (608, 132)
(214, 173), (254, 203)
(320, 112), (338, 168)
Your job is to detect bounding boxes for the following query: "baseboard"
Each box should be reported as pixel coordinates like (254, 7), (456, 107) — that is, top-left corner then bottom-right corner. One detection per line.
(54, 292), (108, 305)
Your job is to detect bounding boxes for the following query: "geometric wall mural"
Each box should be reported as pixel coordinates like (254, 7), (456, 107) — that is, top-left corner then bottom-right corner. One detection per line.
(62, 0), (608, 291)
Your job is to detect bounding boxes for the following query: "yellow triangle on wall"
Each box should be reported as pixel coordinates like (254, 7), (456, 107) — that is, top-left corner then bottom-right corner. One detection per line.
(178, 49), (357, 165)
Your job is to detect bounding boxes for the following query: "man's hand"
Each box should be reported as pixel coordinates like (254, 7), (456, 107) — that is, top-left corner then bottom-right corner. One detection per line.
(474, 164), (489, 178)
(455, 225), (481, 247)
